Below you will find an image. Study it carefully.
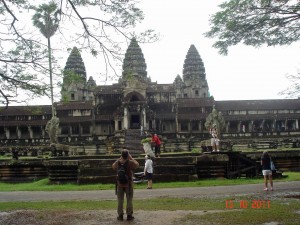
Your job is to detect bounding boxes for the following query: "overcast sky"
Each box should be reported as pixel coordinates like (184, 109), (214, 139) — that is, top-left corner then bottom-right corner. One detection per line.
(131, 0), (300, 101)
(31, 0), (300, 105)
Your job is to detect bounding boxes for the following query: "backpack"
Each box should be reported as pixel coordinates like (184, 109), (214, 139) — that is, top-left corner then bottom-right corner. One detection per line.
(117, 160), (129, 184)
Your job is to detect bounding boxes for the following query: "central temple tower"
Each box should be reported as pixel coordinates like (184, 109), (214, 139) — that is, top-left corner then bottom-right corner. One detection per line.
(120, 38), (149, 129)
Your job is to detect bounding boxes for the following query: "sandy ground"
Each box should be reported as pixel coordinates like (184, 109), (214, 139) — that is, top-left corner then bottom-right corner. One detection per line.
(0, 209), (235, 225)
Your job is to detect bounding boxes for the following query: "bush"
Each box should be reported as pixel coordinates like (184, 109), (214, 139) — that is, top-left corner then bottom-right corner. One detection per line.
(191, 148), (201, 153)
(141, 137), (152, 144)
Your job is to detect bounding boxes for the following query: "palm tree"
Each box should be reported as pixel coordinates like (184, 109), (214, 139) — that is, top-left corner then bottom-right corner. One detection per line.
(32, 1), (60, 117)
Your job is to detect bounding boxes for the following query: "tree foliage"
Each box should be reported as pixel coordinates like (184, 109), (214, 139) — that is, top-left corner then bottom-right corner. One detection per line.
(279, 71), (300, 98)
(0, 0), (156, 107)
(205, 106), (225, 135)
(32, 1), (60, 116)
(205, 0), (300, 55)
(32, 1), (60, 40)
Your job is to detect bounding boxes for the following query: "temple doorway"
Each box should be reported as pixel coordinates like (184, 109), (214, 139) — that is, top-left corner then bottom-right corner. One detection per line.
(130, 114), (140, 129)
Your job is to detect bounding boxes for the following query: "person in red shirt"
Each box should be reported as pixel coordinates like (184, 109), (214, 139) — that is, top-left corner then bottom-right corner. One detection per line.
(151, 134), (161, 158)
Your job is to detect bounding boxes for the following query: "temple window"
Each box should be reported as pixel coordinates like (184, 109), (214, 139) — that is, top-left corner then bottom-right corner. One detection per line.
(278, 109), (289, 113)
(206, 107), (213, 113)
(248, 110), (257, 114)
(32, 126), (41, 136)
(71, 93), (75, 100)
(43, 115), (52, 120)
(19, 126), (28, 138)
(30, 115), (42, 120)
(192, 121), (198, 131)
(82, 126), (90, 134)
(181, 123), (188, 131)
(72, 125), (79, 134)
(222, 111), (228, 115)
(148, 95), (154, 103)
(195, 90), (199, 96)
(17, 115), (27, 120)
(57, 111), (68, 117)
(184, 93), (188, 98)
(10, 127), (17, 137)
(81, 110), (91, 116)
(73, 110), (81, 116)
(130, 95), (139, 102)
(61, 126), (68, 135)
(0, 127), (5, 137)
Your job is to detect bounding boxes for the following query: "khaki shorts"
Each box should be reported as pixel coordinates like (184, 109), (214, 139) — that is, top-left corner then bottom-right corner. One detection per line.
(211, 138), (219, 146)
(262, 170), (272, 176)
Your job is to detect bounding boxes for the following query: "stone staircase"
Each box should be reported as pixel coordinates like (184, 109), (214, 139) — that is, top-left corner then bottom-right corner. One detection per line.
(123, 129), (144, 156)
(226, 152), (258, 178)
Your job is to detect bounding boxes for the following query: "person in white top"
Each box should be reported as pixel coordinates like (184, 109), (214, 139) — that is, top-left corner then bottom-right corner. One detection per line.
(144, 155), (153, 189)
(210, 124), (220, 152)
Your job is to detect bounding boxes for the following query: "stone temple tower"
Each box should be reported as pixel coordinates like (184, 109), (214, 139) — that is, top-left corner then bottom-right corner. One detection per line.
(121, 37), (148, 98)
(182, 45), (209, 98)
(120, 37), (149, 129)
(61, 47), (95, 102)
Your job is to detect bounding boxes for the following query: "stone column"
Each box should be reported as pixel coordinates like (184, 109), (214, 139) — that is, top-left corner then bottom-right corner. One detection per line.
(175, 115), (178, 134)
(285, 119), (288, 131)
(5, 127), (9, 139)
(79, 124), (82, 136)
(261, 119), (265, 131)
(17, 126), (21, 139)
(114, 119), (118, 131)
(296, 119), (299, 130)
(273, 119), (276, 132)
(28, 126), (33, 139)
(124, 107), (128, 129)
(41, 126), (45, 139)
(238, 121), (241, 132)
(142, 108), (146, 128)
(226, 121), (229, 133)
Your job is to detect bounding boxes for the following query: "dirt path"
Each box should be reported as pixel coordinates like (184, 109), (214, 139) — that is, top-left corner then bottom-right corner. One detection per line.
(0, 209), (238, 225)
(1, 181), (299, 202)
(0, 181), (299, 225)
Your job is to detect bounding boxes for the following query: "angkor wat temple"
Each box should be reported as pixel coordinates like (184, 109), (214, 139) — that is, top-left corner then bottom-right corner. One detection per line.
(1, 38), (300, 154)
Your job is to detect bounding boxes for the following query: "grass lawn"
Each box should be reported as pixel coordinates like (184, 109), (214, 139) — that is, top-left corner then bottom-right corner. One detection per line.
(0, 172), (299, 192)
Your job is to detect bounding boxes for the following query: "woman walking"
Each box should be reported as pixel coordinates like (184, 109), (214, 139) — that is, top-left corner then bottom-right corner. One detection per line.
(261, 151), (273, 191)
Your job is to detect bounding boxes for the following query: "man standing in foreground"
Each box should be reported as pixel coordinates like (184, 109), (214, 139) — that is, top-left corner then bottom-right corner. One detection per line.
(112, 150), (139, 221)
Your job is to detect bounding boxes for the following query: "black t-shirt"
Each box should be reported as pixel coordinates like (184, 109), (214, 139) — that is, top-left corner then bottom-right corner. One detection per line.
(261, 155), (271, 170)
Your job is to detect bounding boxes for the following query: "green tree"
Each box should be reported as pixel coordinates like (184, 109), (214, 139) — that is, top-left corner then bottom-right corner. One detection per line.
(0, 0), (156, 107)
(205, 106), (225, 136)
(0, 1), (48, 107)
(205, 0), (300, 55)
(32, 1), (60, 116)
